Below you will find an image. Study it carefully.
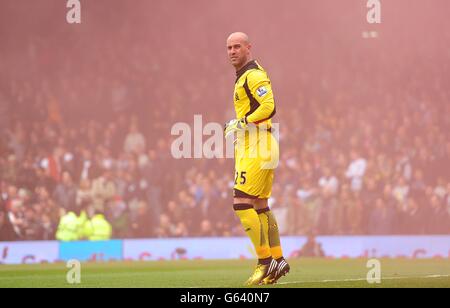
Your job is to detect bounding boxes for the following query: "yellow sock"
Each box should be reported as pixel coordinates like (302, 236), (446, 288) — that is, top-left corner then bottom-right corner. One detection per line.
(234, 204), (271, 260)
(257, 207), (283, 260)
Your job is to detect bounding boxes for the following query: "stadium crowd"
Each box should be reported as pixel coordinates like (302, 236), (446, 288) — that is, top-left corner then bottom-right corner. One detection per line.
(1, 1), (449, 241)
(1, 72), (448, 240)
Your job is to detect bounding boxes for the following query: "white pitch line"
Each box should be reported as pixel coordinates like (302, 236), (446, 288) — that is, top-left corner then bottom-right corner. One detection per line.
(276, 274), (450, 285)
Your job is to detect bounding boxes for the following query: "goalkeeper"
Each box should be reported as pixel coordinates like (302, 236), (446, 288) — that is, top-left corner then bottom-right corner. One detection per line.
(224, 32), (290, 286)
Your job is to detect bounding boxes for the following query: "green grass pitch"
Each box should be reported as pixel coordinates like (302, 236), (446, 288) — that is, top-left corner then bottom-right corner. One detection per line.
(0, 258), (449, 288)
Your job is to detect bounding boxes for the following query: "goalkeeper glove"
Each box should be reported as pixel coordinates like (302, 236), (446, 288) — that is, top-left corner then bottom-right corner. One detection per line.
(224, 117), (247, 139)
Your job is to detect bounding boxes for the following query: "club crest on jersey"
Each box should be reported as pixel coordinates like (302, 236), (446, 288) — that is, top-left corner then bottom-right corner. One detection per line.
(256, 86), (268, 97)
(235, 92), (239, 101)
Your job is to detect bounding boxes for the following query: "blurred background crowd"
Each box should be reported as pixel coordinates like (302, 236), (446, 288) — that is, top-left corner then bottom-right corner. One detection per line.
(0, 0), (449, 241)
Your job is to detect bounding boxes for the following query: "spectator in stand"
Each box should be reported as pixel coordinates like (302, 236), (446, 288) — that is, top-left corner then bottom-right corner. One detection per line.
(0, 208), (16, 241)
(52, 171), (77, 211)
(91, 169), (116, 212)
(124, 122), (146, 155)
(345, 150), (367, 192)
(368, 198), (394, 235)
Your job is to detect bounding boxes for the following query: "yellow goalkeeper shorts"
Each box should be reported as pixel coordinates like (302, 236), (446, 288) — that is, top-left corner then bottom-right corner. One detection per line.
(233, 127), (279, 199)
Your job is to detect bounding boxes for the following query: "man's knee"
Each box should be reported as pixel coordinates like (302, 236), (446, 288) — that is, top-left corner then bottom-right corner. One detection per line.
(233, 198), (269, 210)
(253, 198), (268, 210)
(233, 198), (256, 209)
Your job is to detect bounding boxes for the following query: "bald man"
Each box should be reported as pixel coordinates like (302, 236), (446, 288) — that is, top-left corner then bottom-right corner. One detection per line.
(224, 32), (290, 285)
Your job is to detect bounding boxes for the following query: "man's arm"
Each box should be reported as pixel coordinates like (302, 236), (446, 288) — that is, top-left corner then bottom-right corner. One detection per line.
(245, 70), (276, 124)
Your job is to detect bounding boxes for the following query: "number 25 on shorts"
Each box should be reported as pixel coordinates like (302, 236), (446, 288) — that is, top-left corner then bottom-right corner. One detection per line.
(235, 171), (247, 185)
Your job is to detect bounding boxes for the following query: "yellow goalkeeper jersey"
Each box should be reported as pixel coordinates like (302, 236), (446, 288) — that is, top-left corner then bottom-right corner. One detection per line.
(233, 60), (276, 127)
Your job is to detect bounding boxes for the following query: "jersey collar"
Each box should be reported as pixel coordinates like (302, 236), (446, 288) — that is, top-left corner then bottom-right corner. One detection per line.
(235, 60), (258, 83)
